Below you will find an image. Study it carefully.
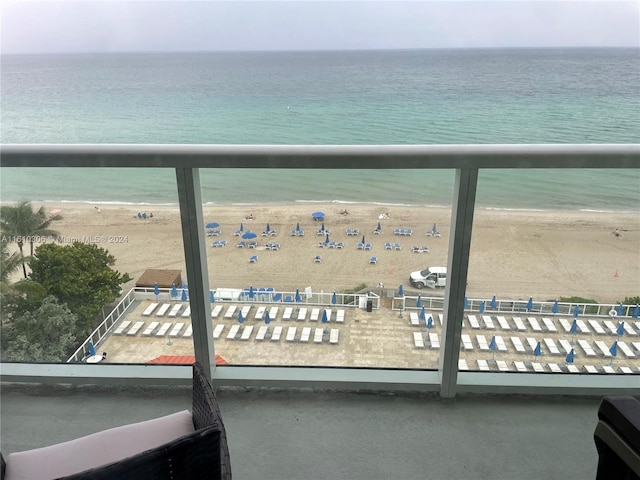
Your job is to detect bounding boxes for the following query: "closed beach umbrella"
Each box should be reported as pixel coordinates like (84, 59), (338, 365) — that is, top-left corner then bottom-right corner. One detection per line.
(526, 297), (533, 312)
(249, 285), (255, 299)
(490, 296), (497, 309)
(296, 222), (300, 231)
(565, 349), (575, 364)
(266, 223), (271, 233)
(264, 310), (271, 325)
(419, 306), (426, 321)
(479, 301), (485, 314)
(88, 341), (96, 357)
(206, 222), (219, 229)
(398, 284), (404, 297)
(427, 316), (433, 330)
(295, 288), (301, 303)
(238, 311), (244, 324)
(633, 304), (640, 319)
(617, 321), (625, 337)
(239, 223), (244, 232)
(552, 299), (559, 314)
(325, 233), (330, 244)
(617, 303), (624, 317)
(154, 282), (160, 299)
(331, 292), (337, 305)
(489, 335), (497, 359)
(361, 235), (366, 244)
(181, 289), (188, 302)
(322, 309), (328, 324)
(210, 290), (215, 303)
(609, 341), (618, 358)
(171, 283), (178, 298)
(534, 341), (542, 358)
(416, 295), (422, 308)
(573, 305), (580, 319)
(376, 221), (381, 231)
(431, 223), (437, 235)
(570, 319), (578, 336)
(242, 231), (257, 239)
(321, 222), (325, 231)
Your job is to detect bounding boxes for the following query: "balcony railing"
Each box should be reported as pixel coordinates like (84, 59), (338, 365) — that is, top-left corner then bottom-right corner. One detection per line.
(1, 144), (639, 397)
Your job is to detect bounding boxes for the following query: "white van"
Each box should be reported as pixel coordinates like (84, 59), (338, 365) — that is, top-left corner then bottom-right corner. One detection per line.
(409, 266), (447, 289)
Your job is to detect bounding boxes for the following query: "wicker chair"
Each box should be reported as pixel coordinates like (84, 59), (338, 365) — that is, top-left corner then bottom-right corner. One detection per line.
(0, 363), (231, 480)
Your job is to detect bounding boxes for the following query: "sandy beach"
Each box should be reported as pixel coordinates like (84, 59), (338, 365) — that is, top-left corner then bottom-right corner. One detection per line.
(17, 202), (640, 304)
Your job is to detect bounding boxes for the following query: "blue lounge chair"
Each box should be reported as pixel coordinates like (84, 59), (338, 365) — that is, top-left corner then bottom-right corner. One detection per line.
(271, 243), (280, 250)
(328, 241), (336, 248)
(369, 257), (377, 264)
(236, 241), (246, 248)
(248, 242), (257, 248)
(290, 229), (297, 236)
(394, 243), (401, 250)
(249, 255), (258, 263)
(211, 240), (220, 247)
(273, 293), (282, 302)
(356, 243), (364, 250)
(364, 243), (372, 250)
(284, 295), (293, 302)
(219, 240), (227, 247)
(385, 242), (392, 250)
(314, 255), (322, 263)
(336, 242), (344, 249)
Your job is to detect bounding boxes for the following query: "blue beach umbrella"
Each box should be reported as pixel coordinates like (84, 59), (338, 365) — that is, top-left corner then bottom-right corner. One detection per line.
(238, 311), (244, 324)
(376, 221), (381, 231)
(171, 283), (178, 298)
(617, 303), (624, 317)
(239, 223), (244, 232)
(361, 235), (366, 245)
(325, 233), (330, 244)
(264, 310), (271, 325)
(398, 284), (404, 297)
(565, 349), (575, 364)
(419, 306), (426, 321)
(249, 285), (255, 299)
(427, 316), (433, 330)
(320, 222), (326, 231)
(416, 295), (422, 308)
(296, 222), (300, 231)
(331, 292), (337, 305)
(181, 289), (188, 302)
(570, 319), (578, 343)
(266, 223), (271, 233)
(489, 335), (497, 359)
(633, 304), (640, 319)
(534, 341), (542, 358)
(210, 290), (215, 303)
(312, 211), (325, 219)
(464, 296), (469, 309)
(526, 297), (533, 312)
(88, 341), (96, 357)
(609, 341), (618, 364)
(573, 305), (580, 319)
(479, 301), (485, 314)
(153, 282), (160, 299)
(206, 222), (219, 229)
(552, 299), (559, 314)
(322, 309), (328, 324)
(295, 289), (301, 303)
(490, 296), (497, 309)
(242, 231), (257, 240)
(617, 321), (625, 337)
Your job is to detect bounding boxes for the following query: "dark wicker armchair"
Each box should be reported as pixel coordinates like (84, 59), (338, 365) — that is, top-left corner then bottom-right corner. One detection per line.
(1, 363), (231, 480)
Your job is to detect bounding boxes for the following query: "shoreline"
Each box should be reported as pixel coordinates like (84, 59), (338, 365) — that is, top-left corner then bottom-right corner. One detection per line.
(4, 201), (639, 304)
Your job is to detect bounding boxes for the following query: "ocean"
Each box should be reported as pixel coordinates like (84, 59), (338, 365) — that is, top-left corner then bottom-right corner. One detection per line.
(1, 48), (639, 211)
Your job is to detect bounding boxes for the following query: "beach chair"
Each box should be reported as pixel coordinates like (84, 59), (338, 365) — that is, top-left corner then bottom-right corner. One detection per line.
(314, 328), (324, 343)
(283, 307), (293, 320)
(513, 317), (527, 332)
(576, 320), (591, 334)
(514, 361), (528, 372)
(297, 230), (304, 236)
(156, 322), (172, 337)
(438, 313), (444, 326)
(409, 312), (420, 326)
(127, 321), (145, 336)
(213, 324), (225, 339)
(310, 308), (320, 321)
(577, 339), (597, 357)
(286, 326), (297, 342)
(558, 339), (573, 355)
(328, 242), (336, 248)
(413, 332), (425, 348)
(256, 325), (268, 341)
(603, 320), (618, 335)
(297, 307), (308, 321)
(385, 242), (392, 250)
(543, 338), (561, 355)
(224, 305), (237, 319)
(373, 226), (381, 235)
(114, 320), (131, 335)
(467, 315), (481, 329)
(601, 365), (616, 374)
(588, 319), (606, 335)
(461, 334), (474, 350)
(458, 359), (469, 371)
(356, 242), (364, 250)
(218, 240), (227, 247)
(476, 359), (490, 371)
(336, 242), (344, 249)
(181, 305), (191, 318)
(583, 365), (599, 374)
(236, 241), (246, 248)
(142, 303), (159, 316)
(476, 335), (490, 351)
(247, 241), (257, 248)
(617, 341), (636, 358)
(547, 363), (563, 373)
(633, 342), (640, 354)
(394, 243), (401, 250)
(531, 362), (545, 373)
(558, 318), (572, 333)
(290, 229), (297, 236)
(269, 306), (279, 319)
(182, 324), (192, 337)
(623, 322), (637, 336)
(482, 315), (495, 330)
(566, 364), (580, 373)
(336, 309), (345, 323)
(496, 360), (509, 372)
(428, 332), (440, 349)
(495, 335), (508, 352)
(211, 304), (223, 318)
(542, 317), (557, 332)
(526, 337), (539, 353)
(510, 337), (526, 353)
(619, 366), (634, 374)
(211, 240), (221, 247)
(226, 324), (240, 340)
(300, 327), (311, 342)
(155, 303), (171, 317)
(168, 304), (183, 318)
(169, 323), (184, 337)
(364, 243), (372, 250)
(142, 321), (159, 336)
(249, 255), (258, 263)
(314, 255), (322, 263)
(369, 256), (377, 264)
(240, 305), (252, 318)
(271, 325), (283, 341)
(240, 325), (254, 340)
(527, 317), (542, 332)
(594, 340), (613, 357)
(255, 306), (266, 320)
(496, 316), (511, 330)
(329, 328), (339, 344)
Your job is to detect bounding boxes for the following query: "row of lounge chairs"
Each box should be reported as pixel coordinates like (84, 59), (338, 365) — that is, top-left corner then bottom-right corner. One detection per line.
(217, 324), (340, 344)
(458, 359), (638, 374)
(211, 304), (346, 323)
(142, 302), (193, 318)
(317, 241), (345, 248)
(113, 320), (193, 338)
(412, 332), (440, 349)
(384, 242), (402, 250)
(394, 229), (413, 236)
(211, 240), (228, 247)
(235, 241), (257, 248)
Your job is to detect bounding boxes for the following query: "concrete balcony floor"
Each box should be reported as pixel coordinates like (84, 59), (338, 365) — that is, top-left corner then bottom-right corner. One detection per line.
(1, 383), (601, 480)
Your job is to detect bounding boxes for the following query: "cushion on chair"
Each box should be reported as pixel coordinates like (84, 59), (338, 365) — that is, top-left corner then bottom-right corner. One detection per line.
(4, 410), (195, 480)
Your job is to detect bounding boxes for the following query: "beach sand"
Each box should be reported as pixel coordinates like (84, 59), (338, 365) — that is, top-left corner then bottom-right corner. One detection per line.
(30, 202), (639, 305)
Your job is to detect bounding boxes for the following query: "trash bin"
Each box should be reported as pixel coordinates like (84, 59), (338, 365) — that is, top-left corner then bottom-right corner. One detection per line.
(366, 300), (373, 312)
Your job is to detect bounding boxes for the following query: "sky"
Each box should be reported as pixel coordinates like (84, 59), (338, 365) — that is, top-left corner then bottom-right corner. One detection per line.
(1, 1), (638, 54)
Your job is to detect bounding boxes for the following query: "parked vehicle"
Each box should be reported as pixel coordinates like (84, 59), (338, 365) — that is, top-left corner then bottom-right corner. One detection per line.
(409, 266), (447, 289)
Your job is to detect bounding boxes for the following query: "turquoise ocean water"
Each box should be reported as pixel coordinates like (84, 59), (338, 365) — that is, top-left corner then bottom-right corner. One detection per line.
(1, 48), (638, 211)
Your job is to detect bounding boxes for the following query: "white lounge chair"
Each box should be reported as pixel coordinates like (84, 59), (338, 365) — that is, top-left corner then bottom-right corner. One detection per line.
(543, 338), (560, 355)
(329, 328), (339, 344)
(577, 339), (597, 357)
(594, 340), (612, 357)
(269, 306), (279, 320)
(482, 315), (495, 330)
(541, 317), (557, 333)
(566, 365), (580, 373)
(513, 317), (527, 332)
(213, 324), (225, 339)
(211, 305), (223, 318)
(114, 320), (131, 335)
(283, 307), (293, 320)
(409, 312), (420, 326)
(182, 324), (192, 337)
(583, 365), (599, 374)
(155, 303), (171, 317)
(476, 359), (490, 371)
(428, 332), (440, 349)
(458, 359), (469, 371)
(603, 320), (618, 335)
(526, 337), (539, 353)
(527, 317), (542, 332)
(496, 360), (509, 372)
(336, 310), (345, 323)
(169, 323), (184, 337)
(142, 303), (158, 316)
(240, 305), (252, 318)
(558, 318), (572, 333)
(286, 326), (297, 341)
(547, 363), (562, 373)
(224, 305), (237, 319)
(310, 308), (320, 321)
(461, 334), (474, 351)
(617, 341), (636, 358)
(531, 362), (545, 373)
(632, 342), (640, 354)
(476, 335), (490, 351)
(619, 366), (634, 374)
(314, 328), (324, 343)
(167, 304), (182, 318)
(255, 306), (266, 320)
(623, 322), (637, 336)
(495, 335), (508, 352)
(297, 308), (307, 321)
(496, 316), (511, 330)
(510, 337), (526, 354)
(467, 315), (480, 329)
(181, 306), (191, 318)
(588, 319), (606, 335)
(142, 321), (159, 336)
(300, 327), (311, 342)
(514, 361), (528, 372)
(271, 325), (283, 341)
(226, 324), (240, 339)
(256, 325), (268, 341)
(127, 321), (144, 336)
(156, 322), (172, 337)
(576, 320), (590, 334)
(602, 365), (616, 374)
(413, 332), (425, 348)
(240, 325), (254, 340)
(558, 339), (573, 355)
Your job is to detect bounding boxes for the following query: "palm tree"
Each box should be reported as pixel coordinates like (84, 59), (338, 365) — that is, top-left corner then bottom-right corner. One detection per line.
(0, 240), (45, 296)
(0, 202), (62, 278)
